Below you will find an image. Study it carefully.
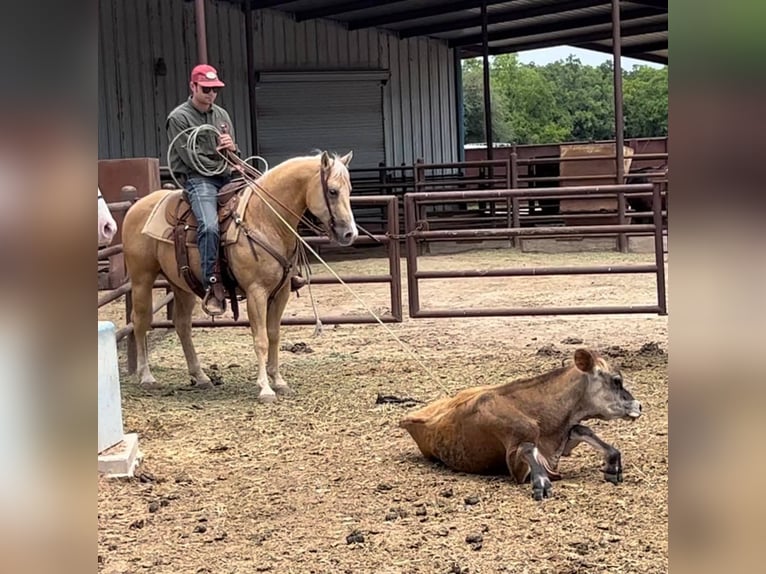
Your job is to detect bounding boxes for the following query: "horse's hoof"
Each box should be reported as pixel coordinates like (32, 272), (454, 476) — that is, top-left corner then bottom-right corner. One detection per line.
(139, 381), (162, 391)
(273, 385), (294, 396)
(258, 391), (277, 404)
(193, 380), (214, 390)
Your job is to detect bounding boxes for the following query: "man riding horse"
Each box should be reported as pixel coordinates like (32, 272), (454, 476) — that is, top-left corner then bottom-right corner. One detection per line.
(166, 64), (238, 316)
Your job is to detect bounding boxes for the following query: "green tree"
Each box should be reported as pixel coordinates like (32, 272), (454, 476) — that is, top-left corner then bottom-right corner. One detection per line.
(462, 58), (512, 144)
(462, 54), (667, 145)
(623, 65), (668, 138)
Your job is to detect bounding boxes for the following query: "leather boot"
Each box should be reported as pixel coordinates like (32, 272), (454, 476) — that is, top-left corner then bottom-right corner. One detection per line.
(290, 273), (307, 292)
(202, 277), (226, 317)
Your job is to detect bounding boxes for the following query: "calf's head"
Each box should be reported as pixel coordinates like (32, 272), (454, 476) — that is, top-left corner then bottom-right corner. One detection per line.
(575, 348), (642, 421)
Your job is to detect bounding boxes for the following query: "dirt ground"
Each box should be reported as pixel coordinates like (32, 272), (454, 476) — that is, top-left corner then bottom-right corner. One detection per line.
(98, 248), (668, 574)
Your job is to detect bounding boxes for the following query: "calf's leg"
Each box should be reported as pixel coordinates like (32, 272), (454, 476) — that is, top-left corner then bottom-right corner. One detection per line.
(510, 442), (553, 500)
(562, 424), (623, 484)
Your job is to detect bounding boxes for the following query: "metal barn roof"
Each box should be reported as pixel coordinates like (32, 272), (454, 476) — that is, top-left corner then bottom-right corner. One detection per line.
(248, 0), (668, 65)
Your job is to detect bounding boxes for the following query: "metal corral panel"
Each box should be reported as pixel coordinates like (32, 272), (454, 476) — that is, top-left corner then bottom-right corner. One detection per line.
(256, 76), (385, 169)
(99, 0), (457, 167)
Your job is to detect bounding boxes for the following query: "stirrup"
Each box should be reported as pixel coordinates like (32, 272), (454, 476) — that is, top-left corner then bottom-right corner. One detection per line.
(202, 287), (226, 317)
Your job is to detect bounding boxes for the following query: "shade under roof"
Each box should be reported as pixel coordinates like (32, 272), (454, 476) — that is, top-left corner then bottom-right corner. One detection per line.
(248, 0), (667, 65)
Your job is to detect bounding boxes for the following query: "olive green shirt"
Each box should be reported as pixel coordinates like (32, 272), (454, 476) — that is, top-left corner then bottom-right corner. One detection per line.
(166, 98), (237, 179)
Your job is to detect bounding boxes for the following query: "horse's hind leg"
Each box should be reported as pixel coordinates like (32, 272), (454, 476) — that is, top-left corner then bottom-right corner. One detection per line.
(131, 273), (160, 388)
(171, 287), (213, 389)
(266, 284), (293, 396)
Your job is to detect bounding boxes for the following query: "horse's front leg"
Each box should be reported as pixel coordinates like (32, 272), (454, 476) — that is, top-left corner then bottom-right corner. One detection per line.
(267, 283), (293, 396)
(246, 286), (277, 403)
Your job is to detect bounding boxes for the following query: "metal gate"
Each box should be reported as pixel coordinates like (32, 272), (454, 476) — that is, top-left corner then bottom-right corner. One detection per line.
(403, 183), (667, 318)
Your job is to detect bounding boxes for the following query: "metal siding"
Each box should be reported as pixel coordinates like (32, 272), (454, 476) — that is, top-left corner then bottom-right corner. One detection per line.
(429, 40), (442, 162)
(399, 40), (414, 164)
(305, 21), (318, 67)
(256, 80), (384, 169)
(379, 34), (394, 167)
(99, 1), (457, 166)
(387, 36), (403, 166)
(99, 1), (119, 158)
(408, 38), (422, 161)
(337, 27), (349, 66)
(443, 44), (454, 162)
(419, 38), (433, 163)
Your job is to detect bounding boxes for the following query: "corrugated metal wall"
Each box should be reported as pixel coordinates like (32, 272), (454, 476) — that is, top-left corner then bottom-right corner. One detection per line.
(99, 0), (458, 166)
(98, 0), (251, 161)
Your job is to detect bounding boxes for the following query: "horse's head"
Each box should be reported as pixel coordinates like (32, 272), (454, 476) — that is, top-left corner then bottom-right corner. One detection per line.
(306, 151), (358, 246)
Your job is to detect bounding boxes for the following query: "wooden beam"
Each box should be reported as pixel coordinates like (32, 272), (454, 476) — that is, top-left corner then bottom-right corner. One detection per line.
(346, 0), (508, 30)
(625, 0), (667, 8)
(294, 0), (409, 22)
(399, 0), (606, 39)
(622, 39), (668, 55)
(449, 7), (661, 47)
(458, 17), (667, 56)
(252, 0), (297, 9)
(577, 41), (667, 64)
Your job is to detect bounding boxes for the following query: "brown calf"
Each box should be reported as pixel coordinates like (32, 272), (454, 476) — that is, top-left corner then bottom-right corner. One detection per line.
(400, 349), (642, 500)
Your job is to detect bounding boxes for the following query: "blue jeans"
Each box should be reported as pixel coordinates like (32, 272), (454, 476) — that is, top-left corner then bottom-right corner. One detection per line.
(185, 175), (229, 287)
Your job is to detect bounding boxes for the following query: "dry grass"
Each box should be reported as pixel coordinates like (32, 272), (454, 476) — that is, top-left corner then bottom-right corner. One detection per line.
(98, 248), (668, 574)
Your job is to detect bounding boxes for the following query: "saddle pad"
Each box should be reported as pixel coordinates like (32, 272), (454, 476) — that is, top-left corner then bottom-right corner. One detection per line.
(141, 187), (254, 246)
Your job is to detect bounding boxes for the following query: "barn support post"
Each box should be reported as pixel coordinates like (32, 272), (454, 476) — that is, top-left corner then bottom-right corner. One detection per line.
(481, 0), (493, 161)
(652, 182), (668, 315)
(244, 1), (258, 156)
(612, 0), (627, 252)
(454, 48), (465, 161)
(195, 0), (208, 64)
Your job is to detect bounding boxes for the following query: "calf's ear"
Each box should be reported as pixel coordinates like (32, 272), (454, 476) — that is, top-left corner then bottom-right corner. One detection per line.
(574, 348), (596, 373)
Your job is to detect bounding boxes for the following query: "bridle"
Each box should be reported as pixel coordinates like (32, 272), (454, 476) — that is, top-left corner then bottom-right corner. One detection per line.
(319, 160), (337, 237)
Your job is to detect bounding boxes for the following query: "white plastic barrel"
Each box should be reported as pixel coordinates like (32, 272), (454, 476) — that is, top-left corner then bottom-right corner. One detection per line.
(98, 321), (124, 453)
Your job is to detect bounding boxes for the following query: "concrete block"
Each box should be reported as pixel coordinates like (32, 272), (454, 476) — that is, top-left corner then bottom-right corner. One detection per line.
(98, 433), (142, 478)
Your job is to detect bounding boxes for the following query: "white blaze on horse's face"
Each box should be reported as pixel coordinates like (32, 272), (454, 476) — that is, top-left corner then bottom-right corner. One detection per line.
(98, 189), (118, 247)
(308, 151), (358, 247)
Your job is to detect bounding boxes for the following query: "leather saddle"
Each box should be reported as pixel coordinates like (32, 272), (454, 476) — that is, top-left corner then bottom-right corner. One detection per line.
(166, 178), (305, 320)
(165, 178), (247, 319)
(165, 179), (244, 244)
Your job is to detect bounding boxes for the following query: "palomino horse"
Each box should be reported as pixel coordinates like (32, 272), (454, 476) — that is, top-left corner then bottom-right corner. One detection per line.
(121, 151), (357, 402)
(98, 188), (118, 247)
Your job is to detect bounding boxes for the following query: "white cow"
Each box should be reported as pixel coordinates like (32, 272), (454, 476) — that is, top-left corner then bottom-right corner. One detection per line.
(98, 188), (118, 247)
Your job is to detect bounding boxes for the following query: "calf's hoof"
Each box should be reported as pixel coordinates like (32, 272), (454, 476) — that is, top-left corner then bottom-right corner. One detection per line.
(258, 390), (277, 404)
(604, 471), (623, 485)
(532, 477), (552, 501)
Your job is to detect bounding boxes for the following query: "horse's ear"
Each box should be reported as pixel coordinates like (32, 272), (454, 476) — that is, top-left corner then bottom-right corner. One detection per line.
(339, 151), (353, 166)
(320, 151), (332, 170)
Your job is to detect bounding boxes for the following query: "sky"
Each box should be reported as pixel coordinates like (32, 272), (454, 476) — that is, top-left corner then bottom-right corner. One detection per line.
(517, 45), (665, 69)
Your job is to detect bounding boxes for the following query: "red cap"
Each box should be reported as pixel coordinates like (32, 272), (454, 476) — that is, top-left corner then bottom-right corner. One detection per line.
(190, 64), (225, 87)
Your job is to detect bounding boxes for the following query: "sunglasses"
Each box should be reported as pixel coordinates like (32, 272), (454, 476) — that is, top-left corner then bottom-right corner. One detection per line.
(196, 84), (219, 94)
